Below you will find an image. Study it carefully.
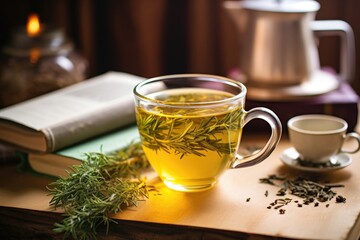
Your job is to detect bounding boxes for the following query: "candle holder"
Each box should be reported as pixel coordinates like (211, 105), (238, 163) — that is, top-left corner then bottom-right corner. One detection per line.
(0, 22), (87, 108)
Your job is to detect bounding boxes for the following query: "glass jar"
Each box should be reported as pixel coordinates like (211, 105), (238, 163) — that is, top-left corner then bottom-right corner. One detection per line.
(0, 25), (87, 108)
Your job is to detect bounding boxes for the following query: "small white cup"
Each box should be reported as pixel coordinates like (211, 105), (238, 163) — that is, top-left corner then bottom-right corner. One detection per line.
(288, 114), (360, 163)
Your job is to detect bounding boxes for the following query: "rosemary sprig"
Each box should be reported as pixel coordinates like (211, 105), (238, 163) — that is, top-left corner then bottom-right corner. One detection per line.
(48, 142), (150, 240)
(137, 108), (243, 158)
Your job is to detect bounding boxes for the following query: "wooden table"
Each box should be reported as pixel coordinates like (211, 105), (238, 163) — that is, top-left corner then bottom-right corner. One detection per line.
(1, 134), (360, 240)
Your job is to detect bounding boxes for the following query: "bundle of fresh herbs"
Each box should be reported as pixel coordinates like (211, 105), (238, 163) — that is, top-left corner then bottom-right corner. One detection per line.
(47, 142), (151, 239)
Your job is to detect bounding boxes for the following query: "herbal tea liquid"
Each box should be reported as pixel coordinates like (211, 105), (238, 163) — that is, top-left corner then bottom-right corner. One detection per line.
(136, 88), (244, 191)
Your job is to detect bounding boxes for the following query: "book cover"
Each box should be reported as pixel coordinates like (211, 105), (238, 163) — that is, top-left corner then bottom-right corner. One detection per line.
(0, 72), (145, 152)
(27, 125), (141, 177)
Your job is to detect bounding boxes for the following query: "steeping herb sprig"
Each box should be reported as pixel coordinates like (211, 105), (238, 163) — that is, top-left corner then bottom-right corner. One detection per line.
(137, 108), (243, 158)
(48, 142), (151, 240)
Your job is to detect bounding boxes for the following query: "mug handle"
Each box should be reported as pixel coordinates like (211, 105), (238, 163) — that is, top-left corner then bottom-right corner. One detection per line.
(231, 107), (282, 168)
(340, 132), (360, 154)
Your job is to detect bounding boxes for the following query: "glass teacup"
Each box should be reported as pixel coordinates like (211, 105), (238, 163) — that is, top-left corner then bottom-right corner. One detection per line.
(134, 74), (282, 192)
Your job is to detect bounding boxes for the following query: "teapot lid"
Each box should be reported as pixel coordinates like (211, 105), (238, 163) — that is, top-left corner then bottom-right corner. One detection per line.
(241, 0), (320, 13)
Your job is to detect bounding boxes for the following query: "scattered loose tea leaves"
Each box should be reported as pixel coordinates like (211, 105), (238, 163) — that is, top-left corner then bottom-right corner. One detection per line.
(268, 198), (292, 210)
(336, 195), (346, 203)
(259, 174), (286, 185)
(296, 159), (341, 168)
(259, 174), (346, 214)
(260, 175), (344, 203)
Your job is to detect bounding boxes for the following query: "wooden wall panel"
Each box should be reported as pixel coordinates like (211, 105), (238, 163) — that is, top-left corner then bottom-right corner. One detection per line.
(0, 0), (359, 94)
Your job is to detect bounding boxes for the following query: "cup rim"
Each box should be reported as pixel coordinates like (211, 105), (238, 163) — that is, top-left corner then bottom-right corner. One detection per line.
(287, 114), (348, 134)
(133, 73), (247, 107)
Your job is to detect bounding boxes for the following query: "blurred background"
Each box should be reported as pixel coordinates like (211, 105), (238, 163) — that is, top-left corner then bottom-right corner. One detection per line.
(0, 0), (359, 94)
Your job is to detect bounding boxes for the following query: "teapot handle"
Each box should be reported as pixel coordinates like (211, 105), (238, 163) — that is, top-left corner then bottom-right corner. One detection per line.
(311, 20), (355, 82)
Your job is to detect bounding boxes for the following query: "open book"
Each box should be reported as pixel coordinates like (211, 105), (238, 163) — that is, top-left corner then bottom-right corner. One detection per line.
(0, 72), (145, 152)
(27, 125), (141, 177)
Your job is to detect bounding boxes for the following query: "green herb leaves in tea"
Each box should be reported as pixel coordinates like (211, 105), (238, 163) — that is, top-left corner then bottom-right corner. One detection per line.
(48, 142), (151, 240)
(136, 107), (243, 158)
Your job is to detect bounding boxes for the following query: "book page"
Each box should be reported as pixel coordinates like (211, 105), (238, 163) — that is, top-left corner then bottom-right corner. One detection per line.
(0, 72), (144, 130)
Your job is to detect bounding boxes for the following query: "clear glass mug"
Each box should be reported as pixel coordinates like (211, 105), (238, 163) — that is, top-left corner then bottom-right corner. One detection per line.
(134, 74), (282, 192)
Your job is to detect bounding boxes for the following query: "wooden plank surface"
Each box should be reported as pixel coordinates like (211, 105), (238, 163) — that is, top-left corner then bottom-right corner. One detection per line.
(1, 135), (360, 239)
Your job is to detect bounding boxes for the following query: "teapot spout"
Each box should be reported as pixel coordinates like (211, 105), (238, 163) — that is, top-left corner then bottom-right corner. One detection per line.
(223, 1), (246, 31)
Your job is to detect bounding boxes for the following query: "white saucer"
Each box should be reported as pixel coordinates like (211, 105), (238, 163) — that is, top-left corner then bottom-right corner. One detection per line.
(280, 148), (352, 172)
(246, 70), (339, 101)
